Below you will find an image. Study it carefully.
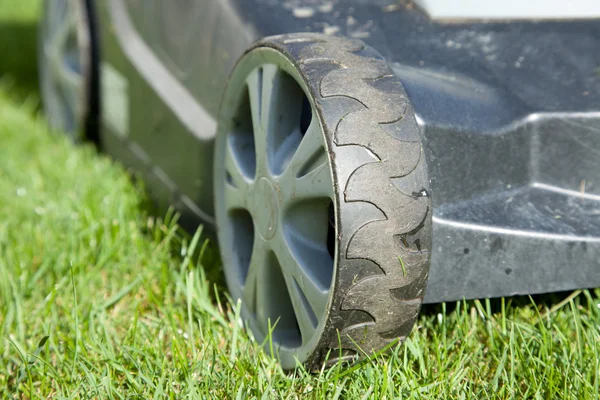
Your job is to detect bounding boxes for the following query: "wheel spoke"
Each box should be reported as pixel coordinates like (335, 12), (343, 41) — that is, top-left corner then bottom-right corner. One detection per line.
(284, 117), (325, 177)
(288, 275), (319, 341)
(271, 232), (330, 337)
(224, 141), (251, 211)
(242, 236), (269, 316)
(50, 8), (74, 51)
(246, 67), (265, 166)
(57, 67), (81, 94)
(224, 182), (249, 211)
(282, 159), (333, 206)
(278, 117), (332, 203)
(259, 64), (280, 137)
(246, 68), (262, 132)
(49, 0), (68, 36)
(225, 138), (252, 188)
(43, 43), (53, 59)
(55, 67), (82, 123)
(261, 64), (309, 176)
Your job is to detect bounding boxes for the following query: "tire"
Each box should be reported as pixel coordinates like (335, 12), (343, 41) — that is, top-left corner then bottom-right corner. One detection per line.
(214, 33), (432, 370)
(38, 0), (99, 142)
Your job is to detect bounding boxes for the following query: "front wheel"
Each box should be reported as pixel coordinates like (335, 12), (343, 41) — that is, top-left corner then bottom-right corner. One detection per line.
(214, 33), (432, 370)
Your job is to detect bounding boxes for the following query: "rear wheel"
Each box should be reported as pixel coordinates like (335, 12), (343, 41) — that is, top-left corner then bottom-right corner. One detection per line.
(38, 0), (97, 141)
(214, 33), (432, 370)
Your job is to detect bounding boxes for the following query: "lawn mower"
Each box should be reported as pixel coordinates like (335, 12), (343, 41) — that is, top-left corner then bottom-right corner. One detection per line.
(38, 0), (600, 369)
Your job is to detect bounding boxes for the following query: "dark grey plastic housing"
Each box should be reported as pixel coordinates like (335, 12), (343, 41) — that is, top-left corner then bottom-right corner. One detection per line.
(88, 0), (600, 304)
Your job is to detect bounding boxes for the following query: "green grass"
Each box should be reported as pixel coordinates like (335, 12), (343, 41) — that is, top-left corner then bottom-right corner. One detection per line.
(1, 2), (600, 399)
(1, 75), (599, 400)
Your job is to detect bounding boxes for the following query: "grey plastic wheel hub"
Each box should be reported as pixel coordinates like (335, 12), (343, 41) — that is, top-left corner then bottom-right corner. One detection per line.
(39, 0), (89, 137)
(215, 48), (336, 367)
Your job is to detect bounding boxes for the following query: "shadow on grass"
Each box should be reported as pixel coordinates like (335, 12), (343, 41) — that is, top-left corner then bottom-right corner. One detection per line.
(421, 289), (599, 318)
(0, 20), (40, 100)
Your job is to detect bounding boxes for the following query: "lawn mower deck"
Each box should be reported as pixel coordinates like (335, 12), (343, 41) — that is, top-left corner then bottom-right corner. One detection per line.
(108, 0), (600, 303)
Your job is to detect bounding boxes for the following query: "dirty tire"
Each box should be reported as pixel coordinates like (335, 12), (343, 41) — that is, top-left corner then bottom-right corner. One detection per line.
(216, 33), (432, 370)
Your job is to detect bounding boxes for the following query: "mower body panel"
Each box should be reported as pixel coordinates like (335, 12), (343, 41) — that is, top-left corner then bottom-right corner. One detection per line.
(95, 0), (600, 303)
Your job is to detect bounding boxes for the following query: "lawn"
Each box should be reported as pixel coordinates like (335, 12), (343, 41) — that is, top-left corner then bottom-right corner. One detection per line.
(1, 2), (599, 399)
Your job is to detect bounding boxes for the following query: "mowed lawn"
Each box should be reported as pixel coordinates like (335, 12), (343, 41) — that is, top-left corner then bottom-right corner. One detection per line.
(1, 2), (600, 399)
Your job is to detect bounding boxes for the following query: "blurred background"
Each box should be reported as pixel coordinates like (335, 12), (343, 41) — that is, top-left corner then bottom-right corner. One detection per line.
(0, 0), (42, 100)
